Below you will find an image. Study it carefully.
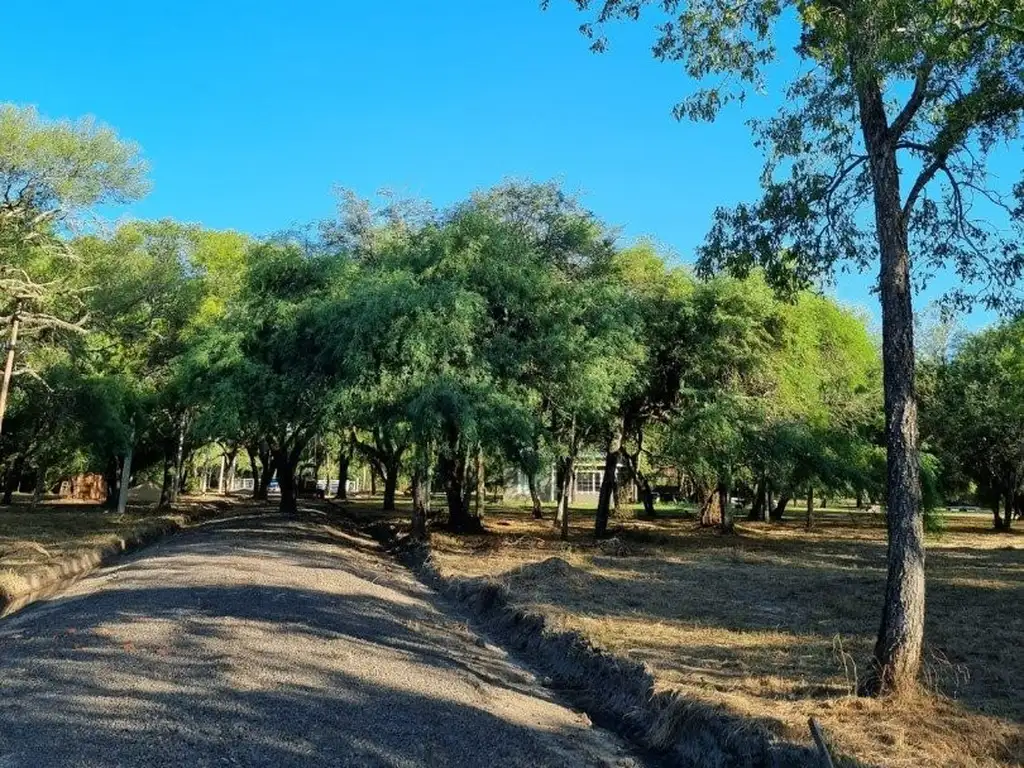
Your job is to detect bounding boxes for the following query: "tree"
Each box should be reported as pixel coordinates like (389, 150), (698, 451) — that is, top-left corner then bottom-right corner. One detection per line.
(924, 319), (1024, 529)
(549, 0), (1024, 696)
(0, 104), (147, 436)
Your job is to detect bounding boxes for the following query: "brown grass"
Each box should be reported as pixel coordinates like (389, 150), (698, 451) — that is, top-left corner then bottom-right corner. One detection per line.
(423, 506), (1024, 768)
(0, 496), (251, 601)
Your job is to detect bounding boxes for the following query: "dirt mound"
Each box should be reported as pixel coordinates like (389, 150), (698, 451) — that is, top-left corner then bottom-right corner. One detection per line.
(506, 557), (606, 592)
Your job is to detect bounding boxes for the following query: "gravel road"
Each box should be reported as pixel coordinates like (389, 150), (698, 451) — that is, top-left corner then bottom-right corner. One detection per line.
(0, 515), (641, 767)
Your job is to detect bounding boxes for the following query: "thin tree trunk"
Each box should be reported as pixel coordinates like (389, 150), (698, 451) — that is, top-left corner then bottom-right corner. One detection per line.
(170, 417), (186, 504)
(474, 445), (485, 519)
(595, 421), (623, 538)
(159, 454), (173, 508)
(225, 452), (237, 494)
(527, 472), (543, 519)
(218, 455), (226, 495)
(1003, 488), (1014, 531)
(992, 498), (1004, 530)
(556, 454), (576, 542)
(117, 446), (133, 515)
(411, 459), (428, 540)
(856, 72), (925, 696)
(104, 455), (121, 509)
(806, 486), (814, 529)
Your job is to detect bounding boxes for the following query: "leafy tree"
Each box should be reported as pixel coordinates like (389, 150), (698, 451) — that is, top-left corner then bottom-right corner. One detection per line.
(925, 318), (1024, 529)
(0, 104), (147, 437)
(549, 0), (1024, 695)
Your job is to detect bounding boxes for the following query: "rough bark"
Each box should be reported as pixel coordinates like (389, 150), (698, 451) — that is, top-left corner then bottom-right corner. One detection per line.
(719, 484), (734, 533)
(770, 493), (790, 521)
(699, 486), (721, 527)
(555, 453), (576, 542)
(159, 455), (174, 508)
(527, 472), (543, 519)
(595, 421), (623, 538)
(806, 486), (814, 529)
(382, 462), (399, 511)
(856, 69), (926, 696)
(474, 445), (485, 519)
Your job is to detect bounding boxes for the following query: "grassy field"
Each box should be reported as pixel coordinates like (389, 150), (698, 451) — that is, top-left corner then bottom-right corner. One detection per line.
(0, 495), (245, 599)
(420, 503), (1023, 768)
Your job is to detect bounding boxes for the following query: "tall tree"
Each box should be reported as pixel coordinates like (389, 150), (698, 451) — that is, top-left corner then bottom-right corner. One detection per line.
(550, 0), (1024, 696)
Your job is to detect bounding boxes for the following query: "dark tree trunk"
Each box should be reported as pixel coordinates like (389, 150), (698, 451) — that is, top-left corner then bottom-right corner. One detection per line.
(441, 429), (479, 533)
(992, 498), (1004, 530)
(382, 463), (399, 512)
(749, 477), (767, 521)
(104, 455), (122, 509)
(1003, 489), (1014, 531)
(277, 462), (297, 516)
(770, 493), (790, 521)
(856, 488), (864, 509)
(335, 445), (350, 500)
(719, 483), (734, 533)
(806, 486), (814, 529)
(225, 451), (237, 494)
(595, 421), (623, 539)
(159, 455), (174, 508)
(856, 72), (925, 696)
(370, 469), (378, 496)
(1, 456), (23, 505)
(527, 472), (543, 519)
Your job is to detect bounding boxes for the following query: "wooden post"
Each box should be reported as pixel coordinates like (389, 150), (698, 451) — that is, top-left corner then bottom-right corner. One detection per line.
(0, 306), (22, 438)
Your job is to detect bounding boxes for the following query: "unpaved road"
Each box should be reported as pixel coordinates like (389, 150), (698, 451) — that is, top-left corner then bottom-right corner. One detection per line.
(0, 516), (640, 767)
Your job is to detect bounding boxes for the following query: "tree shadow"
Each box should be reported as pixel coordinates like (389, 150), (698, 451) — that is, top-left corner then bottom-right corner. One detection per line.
(0, 518), (630, 767)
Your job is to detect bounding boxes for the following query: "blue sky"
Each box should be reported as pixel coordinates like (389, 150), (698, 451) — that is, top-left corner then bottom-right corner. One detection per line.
(4, 1), (1009, 328)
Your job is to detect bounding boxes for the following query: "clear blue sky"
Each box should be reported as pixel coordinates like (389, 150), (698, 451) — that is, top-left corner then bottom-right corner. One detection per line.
(4, 0), (1005, 328)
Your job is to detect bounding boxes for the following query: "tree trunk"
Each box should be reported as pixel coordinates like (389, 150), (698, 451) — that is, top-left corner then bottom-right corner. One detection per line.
(104, 455), (121, 509)
(555, 454), (576, 542)
(171, 416), (187, 503)
(856, 73), (925, 696)
(749, 477), (767, 521)
(719, 483), (734, 533)
(335, 446), (350, 500)
(806, 486), (814, 529)
(856, 489), (864, 509)
(218, 455), (226, 495)
(992, 498), (1004, 530)
(382, 461), (399, 511)
(770, 493), (790, 521)
(595, 421), (623, 538)
(699, 486), (721, 527)
(159, 455), (173, 508)
(370, 468), (378, 496)
(1, 458), (20, 506)
(1003, 488), (1014, 531)
(117, 446), (133, 515)
(225, 451), (237, 494)
(474, 445), (485, 519)
(275, 451), (298, 516)
(527, 472), (543, 519)
(31, 467), (47, 506)
(411, 461), (428, 540)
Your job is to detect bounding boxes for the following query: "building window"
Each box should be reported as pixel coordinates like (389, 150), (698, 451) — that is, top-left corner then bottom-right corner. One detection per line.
(576, 471), (601, 494)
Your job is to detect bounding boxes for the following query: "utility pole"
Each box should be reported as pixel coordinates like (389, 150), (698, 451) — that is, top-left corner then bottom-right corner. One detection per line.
(0, 303), (22, 438)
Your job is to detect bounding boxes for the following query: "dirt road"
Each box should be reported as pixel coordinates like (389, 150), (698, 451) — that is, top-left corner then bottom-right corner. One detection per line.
(0, 516), (640, 767)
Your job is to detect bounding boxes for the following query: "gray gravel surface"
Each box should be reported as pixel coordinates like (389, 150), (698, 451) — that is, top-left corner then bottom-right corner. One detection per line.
(0, 515), (642, 768)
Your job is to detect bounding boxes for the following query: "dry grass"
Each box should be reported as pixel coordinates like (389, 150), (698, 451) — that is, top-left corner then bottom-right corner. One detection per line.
(0, 496), (250, 600)
(424, 505), (1024, 768)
